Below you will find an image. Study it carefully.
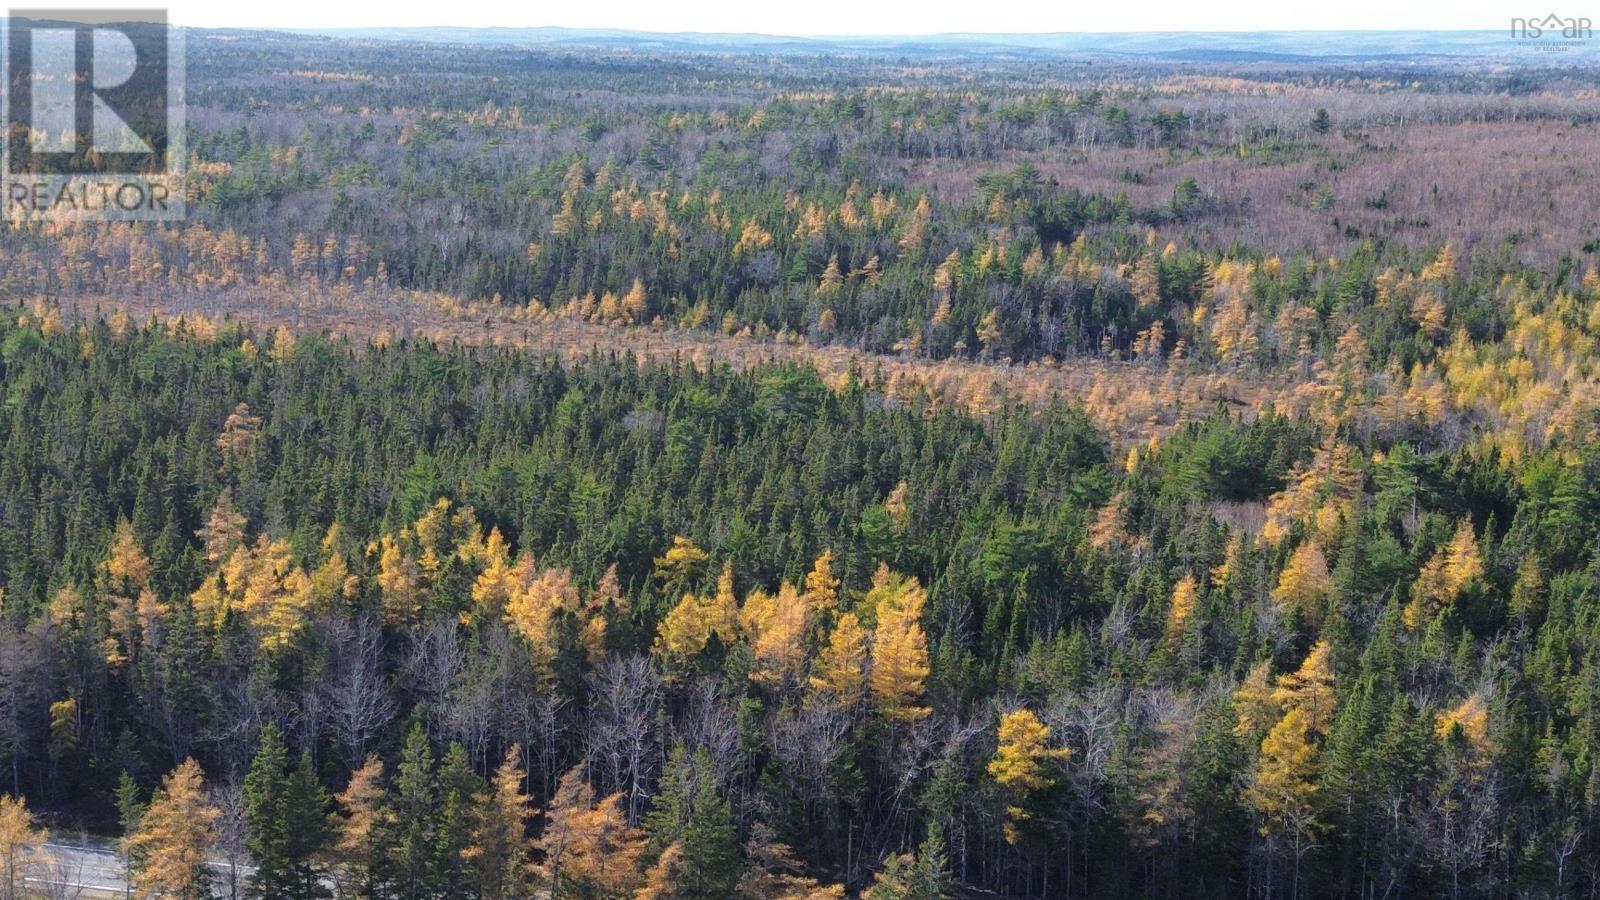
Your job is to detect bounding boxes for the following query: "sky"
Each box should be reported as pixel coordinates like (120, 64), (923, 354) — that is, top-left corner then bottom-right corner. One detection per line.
(79, 0), (1531, 35)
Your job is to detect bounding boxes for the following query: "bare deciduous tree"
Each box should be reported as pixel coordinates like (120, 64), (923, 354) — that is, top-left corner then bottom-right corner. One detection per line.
(322, 616), (396, 769)
(585, 655), (660, 822)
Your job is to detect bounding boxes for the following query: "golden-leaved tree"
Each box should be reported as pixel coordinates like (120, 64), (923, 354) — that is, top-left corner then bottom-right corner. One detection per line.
(470, 527), (526, 620)
(654, 562), (741, 670)
(1233, 660), (1280, 739)
(1436, 695), (1491, 755)
(0, 794), (47, 900)
(329, 756), (394, 898)
(1273, 641), (1337, 735)
(192, 534), (319, 650)
(505, 565), (579, 678)
(803, 550), (841, 623)
(743, 582), (811, 688)
(1247, 707), (1320, 844)
(1164, 574), (1198, 645)
(535, 768), (646, 897)
(102, 518), (155, 667)
(375, 498), (485, 626)
(468, 745), (532, 900)
(127, 758), (220, 900)
(809, 612), (868, 707)
(866, 566), (931, 721)
(653, 536), (709, 599)
(988, 709), (1069, 845)
(1405, 517), (1484, 629)
(1273, 541), (1332, 618)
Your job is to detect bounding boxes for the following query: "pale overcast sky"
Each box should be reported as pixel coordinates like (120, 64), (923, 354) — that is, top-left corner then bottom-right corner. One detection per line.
(88, 0), (1526, 34)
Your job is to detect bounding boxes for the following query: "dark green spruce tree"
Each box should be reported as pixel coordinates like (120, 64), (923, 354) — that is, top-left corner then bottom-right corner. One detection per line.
(245, 724), (332, 899)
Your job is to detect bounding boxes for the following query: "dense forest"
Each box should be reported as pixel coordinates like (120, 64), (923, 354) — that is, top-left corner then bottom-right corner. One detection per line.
(4, 26), (1600, 900)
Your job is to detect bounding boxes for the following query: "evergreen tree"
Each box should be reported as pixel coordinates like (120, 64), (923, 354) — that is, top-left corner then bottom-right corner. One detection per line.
(647, 746), (740, 899)
(243, 724), (295, 899)
(391, 723), (438, 900)
(286, 751), (334, 898)
(431, 743), (484, 898)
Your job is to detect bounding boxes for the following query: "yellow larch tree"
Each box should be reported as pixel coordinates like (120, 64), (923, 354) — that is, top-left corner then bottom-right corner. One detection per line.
(705, 562), (742, 642)
(1246, 707), (1320, 839)
(1233, 660), (1280, 738)
(656, 593), (717, 663)
(258, 566), (316, 651)
(1088, 491), (1133, 552)
(215, 402), (262, 466)
(808, 612), (868, 706)
(817, 256), (844, 297)
(412, 498), (483, 574)
(1261, 440), (1362, 546)
(126, 758), (219, 900)
(1436, 695), (1491, 755)
(1405, 518), (1484, 629)
(933, 250), (960, 295)
(636, 844), (686, 900)
(309, 524), (359, 609)
(469, 745), (532, 900)
(802, 550), (841, 621)
(196, 489), (246, 562)
(49, 699), (78, 762)
(1164, 574), (1198, 644)
(898, 195), (930, 255)
(191, 534), (316, 649)
(1211, 534), (1245, 589)
(578, 614), (608, 666)
(505, 566), (579, 676)
(471, 530), (530, 621)
(1272, 641), (1337, 735)
(104, 518), (151, 589)
(654, 563), (742, 669)
(535, 768), (646, 898)
(591, 563), (624, 616)
(1422, 242), (1457, 281)
(867, 566), (931, 721)
(0, 794), (47, 900)
(884, 482), (910, 528)
(621, 278), (649, 323)
(976, 310), (1003, 355)
(734, 220), (774, 255)
(102, 519), (154, 664)
(740, 588), (776, 646)
(1411, 291), (1448, 341)
(1211, 289), (1259, 365)
(329, 756), (394, 898)
(551, 193), (579, 236)
(745, 582), (811, 688)
(988, 709), (1069, 845)
(1273, 542), (1332, 617)
(376, 534), (425, 626)
(653, 536), (709, 597)
(1130, 255), (1161, 308)
(580, 563), (624, 663)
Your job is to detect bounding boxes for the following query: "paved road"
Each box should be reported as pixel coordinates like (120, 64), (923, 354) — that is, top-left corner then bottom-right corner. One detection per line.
(21, 841), (125, 898)
(21, 840), (252, 899)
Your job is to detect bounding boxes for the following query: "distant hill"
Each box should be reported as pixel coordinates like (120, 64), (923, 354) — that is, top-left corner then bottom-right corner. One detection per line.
(283, 25), (1600, 61)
